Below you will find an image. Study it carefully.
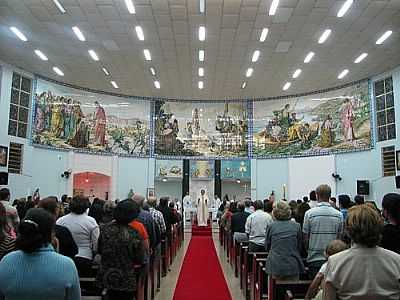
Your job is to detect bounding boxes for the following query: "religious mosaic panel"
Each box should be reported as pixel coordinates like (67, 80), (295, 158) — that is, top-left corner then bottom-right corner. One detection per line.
(154, 100), (248, 157)
(253, 80), (371, 157)
(155, 159), (183, 179)
(190, 160), (214, 179)
(221, 160), (251, 180)
(32, 79), (150, 156)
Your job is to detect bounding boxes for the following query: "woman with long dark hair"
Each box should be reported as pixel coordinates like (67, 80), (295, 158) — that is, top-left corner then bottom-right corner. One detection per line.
(381, 193), (400, 254)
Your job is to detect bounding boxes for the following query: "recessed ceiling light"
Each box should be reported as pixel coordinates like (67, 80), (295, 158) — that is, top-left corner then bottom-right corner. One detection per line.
(292, 69), (302, 79)
(198, 67), (204, 77)
(198, 81), (204, 89)
(53, 0), (66, 13)
(318, 29), (332, 44)
(337, 0), (353, 17)
(124, 0), (136, 14)
(143, 49), (151, 61)
(199, 0), (205, 13)
(9, 27), (27, 42)
(34, 50), (48, 61)
(102, 67), (110, 76)
(135, 26), (144, 41)
(269, 0), (280, 16)
(53, 67), (64, 76)
(110, 81), (119, 89)
(241, 82), (247, 89)
(246, 68), (253, 78)
(251, 50), (260, 62)
(199, 26), (206, 41)
(338, 69), (349, 79)
(199, 50), (205, 62)
(88, 50), (99, 61)
(283, 82), (291, 91)
(376, 30), (393, 45)
(154, 81), (161, 89)
(150, 67), (156, 76)
(354, 53), (368, 64)
(72, 26), (86, 41)
(259, 28), (269, 42)
(304, 51), (315, 63)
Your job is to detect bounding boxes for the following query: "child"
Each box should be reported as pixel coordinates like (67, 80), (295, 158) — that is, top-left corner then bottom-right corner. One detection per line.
(305, 240), (348, 300)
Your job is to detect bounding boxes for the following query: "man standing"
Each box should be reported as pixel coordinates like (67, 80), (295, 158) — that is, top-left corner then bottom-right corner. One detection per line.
(303, 184), (343, 278)
(132, 194), (157, 251)
(231, 201), (251, 243)
(0, 188), (19, 237)
(245, 200), (273, 252)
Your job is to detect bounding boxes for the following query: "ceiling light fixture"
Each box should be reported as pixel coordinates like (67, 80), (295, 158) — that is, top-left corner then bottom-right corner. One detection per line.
(198, 81), (204, 89)
(354, 53), (368, 64)
(72, 26), (86, 41)
(337, 0), (353, 17)
(102, 67), (110, 76)
(150, 67), (156, 76)
(154, 80), (161, 89)
(125, 0), (136, 14)
(9, 27), (28, 42)
(110, 81), (119, 88)
(304, 51), (315, 63)
(144, 49), (152, 61)
(199, 0), (206, 13)
(199, 50), (205, 62)
(376, 30), (393, 45)
(241, 81), (247, 89)
(34, 50), (48, 61)
(246, 68), (253, 78)
(251, 50), (260, 62)
(199, 26), (206, 41)
(318, 29), (332, 44)
(283, 82), (291, 90)
(88, 50), (99, 61)
(338, 69), (349, 79)
(53, 0), (66, 13)
(53, 67), (64, 76)
(198, 67), (204, 77)
(269, 0), (280, 16)
(292, 69), (302, 79)
(135, 26), (144, 41)
(259, 28), (269, 42)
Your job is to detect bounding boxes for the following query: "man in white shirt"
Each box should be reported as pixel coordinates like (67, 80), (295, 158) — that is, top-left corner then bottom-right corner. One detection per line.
(308, 190), (318, 208)
(245, 200), (273, 252)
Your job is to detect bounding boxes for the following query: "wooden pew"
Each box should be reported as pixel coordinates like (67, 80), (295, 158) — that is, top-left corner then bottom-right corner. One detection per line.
(250, 253), (268, 300)
(161, 237), (170, 277)
(268, 278), (311, 300)
(254, 261), (267, 300)
(240, 245), (248, 290)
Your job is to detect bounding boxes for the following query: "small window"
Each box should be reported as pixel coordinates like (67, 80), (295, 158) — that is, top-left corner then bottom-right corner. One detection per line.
(8, 72), (31, 138)
(382, 146), (395, 177)
(375, 76), (395, 142)
(8, 142), (23, 174)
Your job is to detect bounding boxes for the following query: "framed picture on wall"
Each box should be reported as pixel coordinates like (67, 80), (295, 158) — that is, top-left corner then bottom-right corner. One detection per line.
(396, 150), (400, 171)
(0, 146), (8, 167)
(147, 187), (155, 198)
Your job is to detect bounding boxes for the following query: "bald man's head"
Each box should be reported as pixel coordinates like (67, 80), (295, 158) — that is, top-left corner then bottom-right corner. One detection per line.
(133, 193), (145, 207)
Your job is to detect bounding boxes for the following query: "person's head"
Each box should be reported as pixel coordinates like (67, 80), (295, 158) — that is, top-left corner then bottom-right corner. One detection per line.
(325, 239), (348, 257)
(147, 196), (158, 208)
(303, 196), (309, 203)
(296, 199), (302, 204)
(338, 194), (351, 209)
(346, 204), (383, 248)
(16, 208), (54, 253)
(229, 201), (237, 212)
(132, 193), (145, 207)
(272, 201), (291, 221)
(237, 201), (245, 212)
(254, 200), (264, 211)
(113, 199), (140, 225)
(309, 191), (316, 201)
(159, 196), (169, 207)
(169, 201), (175, 209)
(316, 184), (331, 202)
(264, 200), (273, 213)
(38, 197), (60, 219)
(382, 193), (400, 225)
(61, 194), (68, 203)
(354, 195), (365, 205)
(245, 200), (252, 208)
(103, 200), (116, 215)
(69, 196), (90, 215)
(0, 188), (10, 202)
(201, 189), (205, 196)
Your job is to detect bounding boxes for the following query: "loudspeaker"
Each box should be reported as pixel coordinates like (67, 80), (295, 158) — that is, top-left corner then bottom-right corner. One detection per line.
(396, 176), (400, 189)
(357, 180), (370, 195)
(182, 159), (190, 199)
(0, 172), (8, 185)
(214, 160), (221, 199)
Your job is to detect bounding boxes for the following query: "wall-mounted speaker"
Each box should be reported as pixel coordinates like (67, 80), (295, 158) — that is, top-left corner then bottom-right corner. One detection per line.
(214, 160), (221, 199)
(357, 180), (370, 195)
(0, 172), (9, 186)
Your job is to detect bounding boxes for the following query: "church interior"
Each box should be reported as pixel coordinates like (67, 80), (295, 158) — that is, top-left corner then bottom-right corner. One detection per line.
(0, 0), (400, 299)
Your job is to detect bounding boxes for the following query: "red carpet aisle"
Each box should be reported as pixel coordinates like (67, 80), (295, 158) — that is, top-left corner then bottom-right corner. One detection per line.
(173, 226), (232, 300)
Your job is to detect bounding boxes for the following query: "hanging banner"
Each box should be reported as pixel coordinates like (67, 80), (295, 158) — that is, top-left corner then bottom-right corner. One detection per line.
(221, 160), (251, 180)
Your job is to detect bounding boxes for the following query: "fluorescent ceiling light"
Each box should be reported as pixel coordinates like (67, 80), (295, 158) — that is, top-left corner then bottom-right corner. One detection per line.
(125, 0), (136, 14)
(292, 69), (302, 79)
(259, 28), (269, 42)
(198, 81), (204, 89)
(304, 51), (315, 63)
(199, 50), (205, 62)
(283, 82), (291, 91)
(72, 26), (86, 41)
(241, 82), (247, 89)
(88, 50), (99, 61)
(246, 68), (253, 78)
(199, 0), (205, 13)
(198, 67), (204, 77)
(154, 81), (160, 89)
(34, 50), (48, 61)
(10, 27), (27, 42)
(337, 0), (353, 17)
(135, 26), (144, 41)
(338, 69), (349, 79)
(150, 67), (156, 76)
(251, 50), (260, 62)
(269, 0), (280, 16)
(318, 29), (332, 44)
(199, 26), (206, 41)
(110, 81), (119, 89)
(53, 67), (64, 76)
(102, 67), (110, 76)
(53, 0), (66, 13)
(354, 53), (368, 64)
(376, 30), (393, 45)
(143, 49), (151, 61)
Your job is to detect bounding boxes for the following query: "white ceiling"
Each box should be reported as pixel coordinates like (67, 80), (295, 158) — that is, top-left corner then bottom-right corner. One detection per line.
(0, 0), (399, 100)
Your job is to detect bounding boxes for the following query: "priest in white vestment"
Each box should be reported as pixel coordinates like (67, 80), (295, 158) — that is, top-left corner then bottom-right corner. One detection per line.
(197, 189), (209, 226)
